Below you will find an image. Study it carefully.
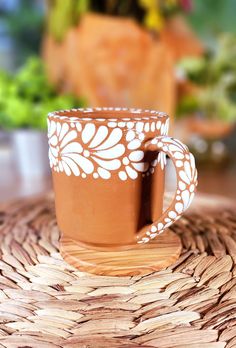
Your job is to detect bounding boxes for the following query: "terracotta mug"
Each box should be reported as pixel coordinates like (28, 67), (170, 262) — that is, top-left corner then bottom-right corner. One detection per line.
(48, 108), (197, 250)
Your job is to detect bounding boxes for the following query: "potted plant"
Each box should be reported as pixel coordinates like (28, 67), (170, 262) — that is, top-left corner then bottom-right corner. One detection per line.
(42, 0), (203, 120)
(0, 57), (85, 178)
(177, 33), (236, 165)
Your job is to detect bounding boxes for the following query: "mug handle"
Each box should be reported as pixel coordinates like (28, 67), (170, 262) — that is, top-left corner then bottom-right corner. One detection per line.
(136, 136), (198, 244)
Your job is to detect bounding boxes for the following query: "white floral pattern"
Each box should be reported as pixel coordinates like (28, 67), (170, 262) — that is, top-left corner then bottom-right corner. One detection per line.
(48, 109), (170, 180)
(119, 149), (149, 181)
(48, 121), (127, 179)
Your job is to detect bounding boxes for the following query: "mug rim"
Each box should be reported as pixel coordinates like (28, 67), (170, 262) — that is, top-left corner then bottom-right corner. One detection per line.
(48, 107), (169, 124)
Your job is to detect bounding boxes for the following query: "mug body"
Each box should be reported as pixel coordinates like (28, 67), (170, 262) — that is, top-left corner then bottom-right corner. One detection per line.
(48, 108), (169, 250)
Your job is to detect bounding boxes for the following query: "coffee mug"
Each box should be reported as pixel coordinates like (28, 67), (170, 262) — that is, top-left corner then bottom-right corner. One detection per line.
(48, 108), (197, 250)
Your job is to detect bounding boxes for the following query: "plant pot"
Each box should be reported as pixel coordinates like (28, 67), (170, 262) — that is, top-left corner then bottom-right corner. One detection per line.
(42, 14), (176, 120)
(187, 117), (234, 139)
(183, 117), (235, 168)
(11, 130), (50, 178)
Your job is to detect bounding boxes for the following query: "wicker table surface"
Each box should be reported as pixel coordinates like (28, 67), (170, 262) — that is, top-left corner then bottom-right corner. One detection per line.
(0, 194), (236, 348)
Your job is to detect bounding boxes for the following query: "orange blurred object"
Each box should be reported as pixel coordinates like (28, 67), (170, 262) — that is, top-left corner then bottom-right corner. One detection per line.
(160, 15), (204, 61)
(187, 117), (234, 139)
(42, 14), (176, 120)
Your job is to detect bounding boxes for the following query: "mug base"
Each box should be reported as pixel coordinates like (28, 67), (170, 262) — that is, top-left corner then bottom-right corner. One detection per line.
(60, 230), (182, 276)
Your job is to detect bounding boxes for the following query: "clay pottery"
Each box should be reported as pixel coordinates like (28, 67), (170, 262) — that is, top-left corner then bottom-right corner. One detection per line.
(48, 108), (197, 251)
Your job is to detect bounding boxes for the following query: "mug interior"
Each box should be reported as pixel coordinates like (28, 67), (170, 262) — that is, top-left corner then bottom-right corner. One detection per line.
(48, 107), (169, 123)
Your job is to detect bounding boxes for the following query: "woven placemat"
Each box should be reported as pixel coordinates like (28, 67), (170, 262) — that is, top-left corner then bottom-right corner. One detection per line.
(0, 194), (236, 348)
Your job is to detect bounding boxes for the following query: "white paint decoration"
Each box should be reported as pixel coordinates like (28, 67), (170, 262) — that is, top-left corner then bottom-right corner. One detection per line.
(48, 108), (197, 245)
(136, 135), (198, 244)
(48, 108), (170, 180)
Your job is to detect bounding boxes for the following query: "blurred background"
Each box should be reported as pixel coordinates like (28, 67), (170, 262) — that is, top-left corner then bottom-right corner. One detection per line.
(0, 0), (236, 203)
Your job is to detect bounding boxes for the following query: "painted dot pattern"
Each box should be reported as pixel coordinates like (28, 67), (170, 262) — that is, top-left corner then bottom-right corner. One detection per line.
(137, 136), (198, 244)
(48, 110), (170, 181)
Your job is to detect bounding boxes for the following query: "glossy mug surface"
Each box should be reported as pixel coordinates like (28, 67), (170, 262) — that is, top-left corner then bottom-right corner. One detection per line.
(48, 108), (197, 250)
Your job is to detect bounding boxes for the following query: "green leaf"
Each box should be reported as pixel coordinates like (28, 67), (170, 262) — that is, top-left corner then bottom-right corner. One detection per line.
(0, 57), (86, 130)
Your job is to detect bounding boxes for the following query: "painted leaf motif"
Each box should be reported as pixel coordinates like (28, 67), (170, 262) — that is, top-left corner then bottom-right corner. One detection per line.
(128, 139), (141, 150)
(60, 130), (77, 148)
(59, 123), (69, 141)
(95, 128), (122, 151)
(63, 153), (94, 174)
(182, 190), (190, 209)
(126, 130), (135, 142)
(179, 170), (190, 185)
(82, 123), (96, 144)
(61, 156), (80, 176)
(97, 167), (111, 179)
(89, 126), (108, 148)
(94, 144), (125, 159)
(129, 151), (144, 162)
(50, 135), (58, 146)
(132, 162), (148, 172)
(92, 157), (121, 170)
(126, 166), (138, 179)
(62, 142), (83, 154)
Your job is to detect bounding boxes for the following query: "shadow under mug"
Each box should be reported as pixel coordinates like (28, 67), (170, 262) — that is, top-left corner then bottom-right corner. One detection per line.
(48, 108), (197, 250)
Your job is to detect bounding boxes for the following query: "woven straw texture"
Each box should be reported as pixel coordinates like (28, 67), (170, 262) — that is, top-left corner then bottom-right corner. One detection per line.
(0, 195), (236, 348)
